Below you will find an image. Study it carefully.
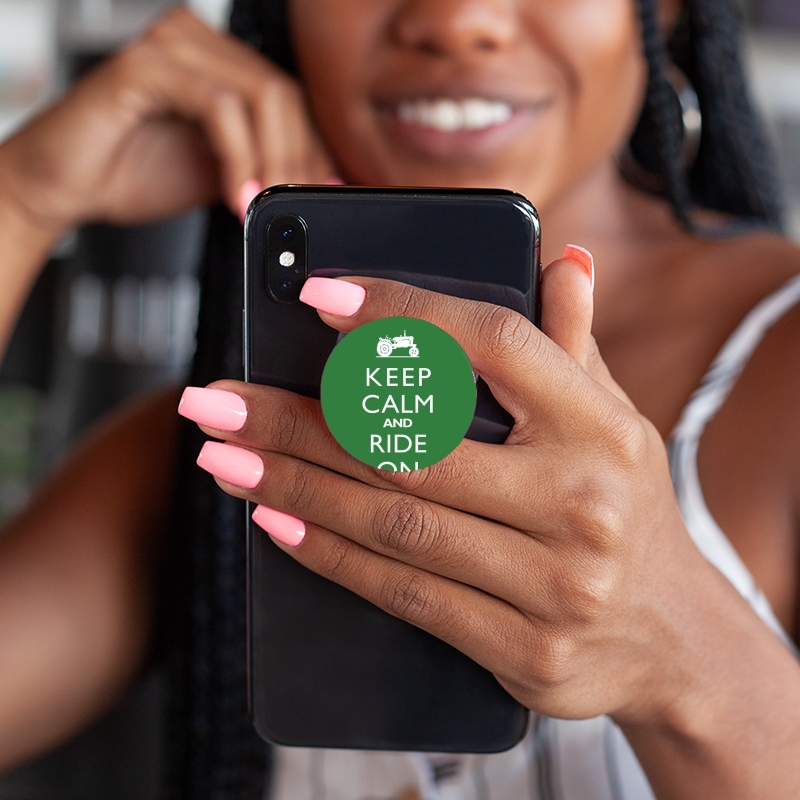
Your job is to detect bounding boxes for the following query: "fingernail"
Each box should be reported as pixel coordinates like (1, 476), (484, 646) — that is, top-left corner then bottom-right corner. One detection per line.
(179, 387), (247, 431)
(561, 244), (595, 293)
(325, 176), (345, 185)
(197, 441), (263, 488)
(299, 277), (365, 317)
(238, 179), (262, 223)
(252, 505), (306, 547)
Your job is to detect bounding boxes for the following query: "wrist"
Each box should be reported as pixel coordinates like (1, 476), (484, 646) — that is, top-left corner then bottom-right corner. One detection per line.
(0, 169), (67, 353)
(0, 177), (67, 262)
(614, 556), (800, 797)
(0, 125), (80, 246)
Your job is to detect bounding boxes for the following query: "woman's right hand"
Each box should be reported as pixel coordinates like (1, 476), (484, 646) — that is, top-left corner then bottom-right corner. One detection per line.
(0, 7), (337, 236)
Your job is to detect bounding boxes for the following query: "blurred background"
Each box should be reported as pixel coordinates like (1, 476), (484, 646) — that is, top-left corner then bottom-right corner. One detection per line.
(0, 0), (797, 796)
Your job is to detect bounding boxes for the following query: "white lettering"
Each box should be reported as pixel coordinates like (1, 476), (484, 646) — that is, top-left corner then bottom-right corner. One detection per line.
(362, 395), (380, 413)
(383, 418), (413, 428)
(416, 395), (433, 413)
(378, 461), (421, 472)
(370, 434), (427, 454)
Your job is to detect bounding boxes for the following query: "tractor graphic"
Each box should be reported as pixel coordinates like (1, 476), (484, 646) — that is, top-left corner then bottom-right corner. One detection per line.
(376, 332), (419, 358)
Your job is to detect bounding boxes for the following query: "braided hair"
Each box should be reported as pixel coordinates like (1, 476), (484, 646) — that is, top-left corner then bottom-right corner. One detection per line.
(632, 0), (783, 229)
(161, 2), (783, 799)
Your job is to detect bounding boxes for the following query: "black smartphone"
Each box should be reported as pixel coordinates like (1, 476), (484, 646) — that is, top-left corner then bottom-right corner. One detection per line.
(244, 185), (540, 753)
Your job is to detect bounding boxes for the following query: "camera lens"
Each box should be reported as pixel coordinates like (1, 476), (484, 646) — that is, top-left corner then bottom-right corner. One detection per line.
(267, 214), (307, 303)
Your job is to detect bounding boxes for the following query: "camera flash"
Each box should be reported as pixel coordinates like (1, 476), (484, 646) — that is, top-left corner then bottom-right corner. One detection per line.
(279, 251), (296, 267)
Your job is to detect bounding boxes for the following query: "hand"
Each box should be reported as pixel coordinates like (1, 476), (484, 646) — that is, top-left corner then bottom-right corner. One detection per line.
(0, 8), (336, 235)
(183, 252), (717, 731)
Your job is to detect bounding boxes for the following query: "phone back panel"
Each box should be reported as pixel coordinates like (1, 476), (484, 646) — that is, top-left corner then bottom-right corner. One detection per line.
(245, 187), (539, 752)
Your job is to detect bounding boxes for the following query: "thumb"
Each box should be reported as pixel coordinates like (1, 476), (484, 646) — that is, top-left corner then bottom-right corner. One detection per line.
(542, 245), (635, 407)
(541, 244), (595, 366)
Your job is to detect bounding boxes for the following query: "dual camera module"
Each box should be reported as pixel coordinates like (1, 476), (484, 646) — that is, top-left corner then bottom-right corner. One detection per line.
(266, 214), (307, 303)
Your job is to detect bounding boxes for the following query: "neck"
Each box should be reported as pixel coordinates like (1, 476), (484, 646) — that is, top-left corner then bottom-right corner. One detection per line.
(539, 159), (686, 270)
(536, 159), (702, 367)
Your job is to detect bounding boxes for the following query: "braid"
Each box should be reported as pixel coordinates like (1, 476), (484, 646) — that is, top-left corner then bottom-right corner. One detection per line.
(630, 0), (695, 227)
(229, 0), (295, 73)
(632, 0), (783, 229)
(681, 0), (783, 225)
(163, 209), (270, 800)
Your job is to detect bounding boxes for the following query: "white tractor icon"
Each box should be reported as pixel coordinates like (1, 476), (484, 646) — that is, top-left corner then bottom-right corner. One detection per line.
(376, 332), (420, 358)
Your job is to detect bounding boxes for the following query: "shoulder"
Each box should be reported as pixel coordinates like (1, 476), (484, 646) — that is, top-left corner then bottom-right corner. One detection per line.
(694, 231), (800, 631)
(679, 229), (800, 356)
(687, 226), (800, 291)
(711, 229), (800, 276)
(715, 232), (800, 389)
(702, 230), (800, 444)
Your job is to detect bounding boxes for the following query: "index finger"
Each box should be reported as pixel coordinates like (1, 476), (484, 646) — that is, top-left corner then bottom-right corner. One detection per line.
(299, 275), (601, 431)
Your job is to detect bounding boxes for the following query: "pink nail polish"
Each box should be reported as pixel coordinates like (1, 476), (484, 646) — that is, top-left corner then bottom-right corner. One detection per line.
(561, 244), (595, 293)
(196, 441), (263, 488)
(238, 179), (262, 223)
(299, 277), (365, 317)
(252, 505), (306, 547)
(179, 387), (247, 431)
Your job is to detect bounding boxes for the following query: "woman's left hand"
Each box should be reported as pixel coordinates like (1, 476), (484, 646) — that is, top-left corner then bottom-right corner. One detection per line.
(182, 258), (729, 729)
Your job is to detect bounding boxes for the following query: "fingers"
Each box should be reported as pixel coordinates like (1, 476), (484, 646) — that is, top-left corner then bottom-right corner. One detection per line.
(541, 246), (594, 368)
(177, 381), (638, 544)
(302, 249), (634, 419)
(65, 7), (336, 221)
(301, 273), (608, 434)
(115, 45), (258, 212)
(256, 519), (600, 715)
(141, 10), (337, 191)
(205, 442), (558, 615)
(273, 521), (532, 686)
(540, 247), (633, 406)
(190, 434), (626, 699)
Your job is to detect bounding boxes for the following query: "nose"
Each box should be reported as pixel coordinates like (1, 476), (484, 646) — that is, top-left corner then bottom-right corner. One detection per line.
(390, 0), (518, 57)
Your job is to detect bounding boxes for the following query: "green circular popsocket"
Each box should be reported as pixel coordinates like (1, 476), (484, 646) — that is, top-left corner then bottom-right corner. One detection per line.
(321, 316), (477, 471)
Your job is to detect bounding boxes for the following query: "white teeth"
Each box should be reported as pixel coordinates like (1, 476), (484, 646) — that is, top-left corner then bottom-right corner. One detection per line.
(397, 98), (513, 132)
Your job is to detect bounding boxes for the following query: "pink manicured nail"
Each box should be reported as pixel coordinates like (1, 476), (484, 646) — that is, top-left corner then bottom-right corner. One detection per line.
(299, 277), (365, 317)
(196, 441), (263, 488)
(561, 244), (595, 293)
(252, 505), (306, 547)
(238, 179), (262, 223)
(179, 387), (247, 431)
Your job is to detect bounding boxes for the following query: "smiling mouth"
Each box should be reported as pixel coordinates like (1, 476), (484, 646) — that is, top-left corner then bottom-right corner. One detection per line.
(379, 94), (546, 161)
(396, 97), (514, 132)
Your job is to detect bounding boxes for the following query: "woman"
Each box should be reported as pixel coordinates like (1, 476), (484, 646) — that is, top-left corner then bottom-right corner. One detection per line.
(0, 0), (798, 797)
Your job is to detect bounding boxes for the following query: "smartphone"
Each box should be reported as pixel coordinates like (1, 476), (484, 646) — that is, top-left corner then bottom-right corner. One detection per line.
(244, 185), (540, 753)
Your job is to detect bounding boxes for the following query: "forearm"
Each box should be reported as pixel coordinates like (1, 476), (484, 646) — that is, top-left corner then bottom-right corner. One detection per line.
(618, 559), (800, 799)
(0, 388), (179, 771)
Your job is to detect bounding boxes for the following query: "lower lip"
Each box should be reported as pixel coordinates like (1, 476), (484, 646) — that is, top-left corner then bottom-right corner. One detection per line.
(378, 105), (545, 161)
